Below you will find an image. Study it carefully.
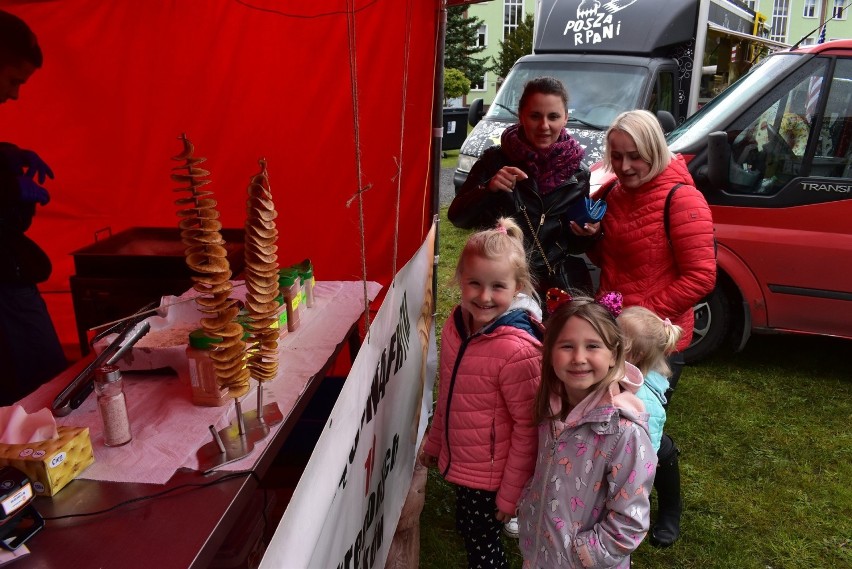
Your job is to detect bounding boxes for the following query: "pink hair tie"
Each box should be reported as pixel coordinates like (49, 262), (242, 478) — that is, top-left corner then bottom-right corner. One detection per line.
(495, 225), (508, 234)
(663, 318), (672, 327)
(595, 291), (623, 318)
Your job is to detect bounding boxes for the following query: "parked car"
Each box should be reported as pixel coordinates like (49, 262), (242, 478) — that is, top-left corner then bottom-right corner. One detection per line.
(649, 39), (852, 361)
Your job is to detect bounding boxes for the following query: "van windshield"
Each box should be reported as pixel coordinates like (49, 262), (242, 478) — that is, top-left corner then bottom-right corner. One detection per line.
(667, 54), (804, 149)
(487, 61), (648, 129)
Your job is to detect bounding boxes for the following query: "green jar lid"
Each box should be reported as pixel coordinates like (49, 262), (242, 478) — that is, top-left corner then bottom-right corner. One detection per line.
(189, 329), (223, 349)
(279, 273), (296, 286)
(299, 267), (314, 279)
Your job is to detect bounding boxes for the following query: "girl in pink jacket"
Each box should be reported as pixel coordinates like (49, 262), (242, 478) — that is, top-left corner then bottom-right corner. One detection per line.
(518, 290), (656, 568)
(422, 217), (542, 569)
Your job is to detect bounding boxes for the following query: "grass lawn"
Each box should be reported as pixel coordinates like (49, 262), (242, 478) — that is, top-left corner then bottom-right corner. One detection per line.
(419, 207), (852, 569)
(441, 149), (460, 170)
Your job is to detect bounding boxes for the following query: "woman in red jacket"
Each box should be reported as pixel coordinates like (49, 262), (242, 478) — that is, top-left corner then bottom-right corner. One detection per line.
(577, 109), (716, 548)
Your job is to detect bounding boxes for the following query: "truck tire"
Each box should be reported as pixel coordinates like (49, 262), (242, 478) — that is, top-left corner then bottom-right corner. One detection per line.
(683, 286), (730, 364)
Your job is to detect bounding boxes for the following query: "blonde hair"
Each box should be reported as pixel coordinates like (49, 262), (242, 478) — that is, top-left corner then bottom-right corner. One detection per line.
(603, 110), (674, 181)
(454, 217), (536, 297)
(617, 306), (682, 377)
(535, 296), (624, 423)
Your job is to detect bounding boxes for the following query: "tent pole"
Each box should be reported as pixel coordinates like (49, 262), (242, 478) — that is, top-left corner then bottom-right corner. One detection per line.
(431, 0), (448, 313)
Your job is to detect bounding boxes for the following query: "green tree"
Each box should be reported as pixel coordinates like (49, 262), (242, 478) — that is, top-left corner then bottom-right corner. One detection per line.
(491, 12), (534, 82)
(445, 6), (488, 89)
(443, 68), (471, 104)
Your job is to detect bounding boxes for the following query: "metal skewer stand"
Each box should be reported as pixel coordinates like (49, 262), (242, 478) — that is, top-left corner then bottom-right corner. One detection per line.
(197, 382), (282, 474)
(198, 397), (255, 474)
(243, 383), (284, 434)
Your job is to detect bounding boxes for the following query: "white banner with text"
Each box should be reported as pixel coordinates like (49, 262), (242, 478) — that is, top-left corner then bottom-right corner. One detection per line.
(261, 223), (437, 569)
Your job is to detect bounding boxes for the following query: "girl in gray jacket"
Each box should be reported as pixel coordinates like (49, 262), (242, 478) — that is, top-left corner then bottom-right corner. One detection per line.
(518, 291), (656, 568)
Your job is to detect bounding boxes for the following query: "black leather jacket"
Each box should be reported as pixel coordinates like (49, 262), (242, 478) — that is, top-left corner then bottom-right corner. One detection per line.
(448, 145), (594, 295)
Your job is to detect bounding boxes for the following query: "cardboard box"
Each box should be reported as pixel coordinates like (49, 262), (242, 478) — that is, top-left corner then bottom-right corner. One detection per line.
(0, 426), (95, 496)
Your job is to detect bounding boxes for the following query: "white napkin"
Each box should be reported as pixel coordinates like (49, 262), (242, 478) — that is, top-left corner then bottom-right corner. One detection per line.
(0, 405), (58, 444)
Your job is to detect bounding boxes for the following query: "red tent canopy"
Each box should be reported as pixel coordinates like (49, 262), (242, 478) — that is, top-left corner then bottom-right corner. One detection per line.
(0, 0), (454, 351)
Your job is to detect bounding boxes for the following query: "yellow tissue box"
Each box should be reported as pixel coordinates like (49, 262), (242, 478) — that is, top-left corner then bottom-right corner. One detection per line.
(0, 426), (95, 496)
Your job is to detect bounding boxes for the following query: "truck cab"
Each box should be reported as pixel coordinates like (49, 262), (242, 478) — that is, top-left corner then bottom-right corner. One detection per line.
(666, 40), (852, 360)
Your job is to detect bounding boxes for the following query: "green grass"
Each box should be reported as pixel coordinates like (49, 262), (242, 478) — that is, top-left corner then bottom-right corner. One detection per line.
(442, 149), (460, 170)
(420, 207), (852, 569)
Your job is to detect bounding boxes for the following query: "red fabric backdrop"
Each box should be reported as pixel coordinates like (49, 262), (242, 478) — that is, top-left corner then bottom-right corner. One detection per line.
(0, 0), (439, 351)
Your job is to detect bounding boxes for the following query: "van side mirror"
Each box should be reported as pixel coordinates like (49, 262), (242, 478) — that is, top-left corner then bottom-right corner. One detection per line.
(656, 110), (676, 133)
(706, 131), (730, 190)
(468, 99), (484, 127)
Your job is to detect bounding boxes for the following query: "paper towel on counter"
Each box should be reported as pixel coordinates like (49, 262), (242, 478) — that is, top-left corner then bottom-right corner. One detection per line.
(16, 281), (380, 485)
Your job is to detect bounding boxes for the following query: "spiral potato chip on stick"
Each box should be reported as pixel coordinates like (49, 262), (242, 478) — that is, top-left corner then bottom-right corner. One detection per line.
(172, 134), (250, 398)
(243, 159), (280, 383)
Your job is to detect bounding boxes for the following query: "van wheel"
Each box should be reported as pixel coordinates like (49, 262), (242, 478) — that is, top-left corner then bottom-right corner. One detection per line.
(683, 287), (730, 364)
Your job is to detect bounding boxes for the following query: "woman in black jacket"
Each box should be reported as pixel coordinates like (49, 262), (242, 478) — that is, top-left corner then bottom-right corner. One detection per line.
(448, 76), (597, 301)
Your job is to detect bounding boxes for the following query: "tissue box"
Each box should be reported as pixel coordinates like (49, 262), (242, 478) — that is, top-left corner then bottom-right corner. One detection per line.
(0, 426), (94, 496)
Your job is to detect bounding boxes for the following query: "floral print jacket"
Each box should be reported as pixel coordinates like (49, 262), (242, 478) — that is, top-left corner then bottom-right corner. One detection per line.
(518, 363), (657, 568)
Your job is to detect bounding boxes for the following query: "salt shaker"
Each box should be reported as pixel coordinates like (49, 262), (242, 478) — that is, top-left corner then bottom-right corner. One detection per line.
(94, 365), (132, 446)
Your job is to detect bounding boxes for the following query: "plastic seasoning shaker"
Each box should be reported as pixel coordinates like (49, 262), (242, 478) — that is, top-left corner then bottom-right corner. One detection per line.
(274, 294), (289, 338)
(186, 329), (229, 407)
(299, 266), (315, 308)
(278, 271), (301, 332)
(94, 365), (133, 446)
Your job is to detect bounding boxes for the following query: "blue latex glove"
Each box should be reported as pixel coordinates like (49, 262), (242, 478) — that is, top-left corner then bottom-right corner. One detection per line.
(1, 147), (54, 184)
(17, 175), (50, 205)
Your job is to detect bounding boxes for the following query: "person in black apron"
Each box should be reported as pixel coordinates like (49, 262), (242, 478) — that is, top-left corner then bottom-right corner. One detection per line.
(0, 9), (67, 405)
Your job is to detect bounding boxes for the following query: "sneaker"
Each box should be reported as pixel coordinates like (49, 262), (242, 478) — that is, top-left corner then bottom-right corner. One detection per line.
(503, 517), (519, 539)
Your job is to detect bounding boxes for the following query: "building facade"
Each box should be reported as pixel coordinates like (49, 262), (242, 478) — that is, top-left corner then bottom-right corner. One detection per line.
(466, 0), (535, 105)
(749, 0), (852, 45)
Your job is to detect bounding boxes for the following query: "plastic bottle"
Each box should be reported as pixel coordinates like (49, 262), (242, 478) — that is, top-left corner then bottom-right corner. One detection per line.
(94, 365), (132, 446)
(299, 266), (315, 308)
(294, 259), (315, 308)
(278, 270), (301, 333)
(274, 294), (289, 338)
(186, 330), (229, 407)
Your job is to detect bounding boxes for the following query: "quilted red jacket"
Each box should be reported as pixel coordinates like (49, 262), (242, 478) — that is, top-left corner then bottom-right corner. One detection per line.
(424, 305), (542, 515)
(588, 155), (716, 351)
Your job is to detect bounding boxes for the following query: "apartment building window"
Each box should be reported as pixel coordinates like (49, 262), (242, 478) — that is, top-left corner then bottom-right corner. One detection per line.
(834, 0), (845, 19)
(504, 0), (523, 39)
(477, 24), (487, 48)
(471, 73), (486, 91)
(771, 0), (790, 43)
(743, 0), (756, 8)
(803, 0), (816, 18)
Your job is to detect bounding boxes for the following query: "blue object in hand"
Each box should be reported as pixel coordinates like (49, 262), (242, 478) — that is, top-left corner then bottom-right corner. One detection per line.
(1, 147), (54, 184)
(567, 196), (607, 225)
(17, 175), (51, 205)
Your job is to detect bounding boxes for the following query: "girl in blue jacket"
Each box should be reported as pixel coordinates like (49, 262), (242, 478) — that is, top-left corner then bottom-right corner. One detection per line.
(617, 306), (683, 547)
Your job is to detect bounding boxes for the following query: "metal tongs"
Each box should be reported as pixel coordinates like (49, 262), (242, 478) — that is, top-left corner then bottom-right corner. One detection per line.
(51, 302), (156, 417)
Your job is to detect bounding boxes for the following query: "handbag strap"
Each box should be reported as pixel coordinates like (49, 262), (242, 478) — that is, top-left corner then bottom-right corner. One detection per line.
(663, 183), (684, 247)
(519, 205), (554, 276)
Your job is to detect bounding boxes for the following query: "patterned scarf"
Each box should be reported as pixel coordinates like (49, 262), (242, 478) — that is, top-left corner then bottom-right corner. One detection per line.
(501, 123), (584, 195)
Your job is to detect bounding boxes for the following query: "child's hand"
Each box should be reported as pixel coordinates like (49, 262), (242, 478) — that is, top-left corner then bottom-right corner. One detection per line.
(419, 451), (438, 468)
(495, 508), (514, 523)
